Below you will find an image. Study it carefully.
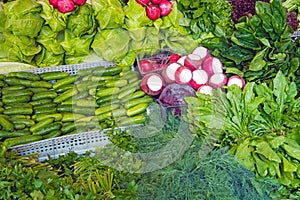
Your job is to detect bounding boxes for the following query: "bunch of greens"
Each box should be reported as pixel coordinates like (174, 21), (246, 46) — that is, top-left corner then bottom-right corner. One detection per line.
(1, 0), (43, 63)
(136, 142), (278, 200)
(176, 0), (234, 41)
(204, 0), (300, 92)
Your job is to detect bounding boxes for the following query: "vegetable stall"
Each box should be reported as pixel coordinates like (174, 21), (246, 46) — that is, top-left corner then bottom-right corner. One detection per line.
(0, 0), (299, 199)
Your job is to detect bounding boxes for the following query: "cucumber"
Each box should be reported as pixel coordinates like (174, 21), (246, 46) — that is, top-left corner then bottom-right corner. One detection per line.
(33, 122), (62, 136)
(29, 117), (54, 133)
(31, 91), (58, 101)
(92, 66), (122, 76)
(29, 98), (53, 106)
(73, 106), (95, 115)
(0, 115), (14, 131)
(96, 87), (120, 98)
(117, 114), (146, 126)
(53, 88), (78, 103)
(126, 103), (148, 117)
(97, 98), (120, 107)
(95, 104), (119, 116)
(4, 103), (32, 109)
(27, 87), (48, 93)
(57, 105), (73, 113)
(4, 107), (33, 115)
(55, 84), (75, 93)
(118, 79), (141, 94)
(112, 108), (127, 118)
(72, 90), (89, 101)
(74, 99), (97, 107)
(53, 76), (78, 89)
(2, 135), (42, 149)
(0, 130), (31, 139)
(62, 113), (85, 122)
(61, 122), (76, 134)
(13, 123), (26, 130)
(34, 113), (62, 122)
(30, 81), (52, 88)
(90, 75), (115, 82)
(2, 95), (31, 104)
(96, 95), (113, 105)
(96, 111), (112, 122)
(124, 96), (153, 109)
(12, 118), (35, 127)
(7, 71), (40, 81)
(5, 77), (32, 87)
(42, 130), (62, 139)
(105, 79), (128, 88)
(34, 107), (56, 115)
(2, 89), (33, 97)
(0, 80), (4, 87)
(33, 103), (57, 110)
(120, 91), (145, 103)
(1, 85), (25, 92)
(40, 71), (69, 81)
(117, 86), (137, 100)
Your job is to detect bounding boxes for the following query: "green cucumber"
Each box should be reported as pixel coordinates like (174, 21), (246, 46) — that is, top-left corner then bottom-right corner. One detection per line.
(74, 99), (97, 107)
(2, 89), (32, 97)
(40, 71), (69, 81)
(53, 88), (78, 103)
(27, 87), (48, 93)
(96, 111), (112, 122)
(1, 85), (25, 92)
(13, 118), (35, 127)
(57, 105), (73, 113)
(34, 113), (63, 122)
(117, 86), (137, 100)
(4, 77), (32, 87)
(4, 107), (33, 115)
(62, 113), (85, 122)
(33, 107), (56, 115)
(29, 117), (54, 133)
(30, 81), (52, 88)
(0, 130), (31, 139)
(32, 91), (58, 101)
(53, 76), (78, 89)
(29, 98), (53, 106)
(73, 106), (95, 115)
(4, 103), (32, 109)
(105, 79), (128, 88)
(0, 115), (14, 131)
(124, 96), (153, 109)
(126, 103), (148, 117)
(42, 130), (62, 139)
(92, 66), (122, 76)
(33, 122), (62, 136)
(96, 87), (120, 98)
(55, 84), (75, 93)
(2, 135), (42, 148)
(7, 71), (40, 81)
(120, 91), (145, 103)
(95, 104), (119, 116)
(2, 95), (31, 103)
(117, 114), (146, 126)
(61, 122), (76, 134)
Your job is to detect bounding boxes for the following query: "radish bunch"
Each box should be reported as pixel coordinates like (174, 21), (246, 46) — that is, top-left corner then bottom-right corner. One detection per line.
(136, 0), (173, 20)
(139, 46), (245, 97)
(49, 0), (86, 13)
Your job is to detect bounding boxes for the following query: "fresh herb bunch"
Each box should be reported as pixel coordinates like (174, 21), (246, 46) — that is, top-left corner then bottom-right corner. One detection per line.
(176, 0), (234, 40)
(136, 142), (278, 200)
(204, 0), (300, 93)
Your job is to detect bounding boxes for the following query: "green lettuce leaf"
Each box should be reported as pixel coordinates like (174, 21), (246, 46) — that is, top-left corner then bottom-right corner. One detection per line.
(37, 0), (68, 33)
(91, 0), (124, 30)
(91, 28), (130, 61)
(35, 48), (64, 67)
(123, 0), (152, 28)
(4, 0), (44, 38)
(37, 26), (64, 55)
(67, 4), (96, 37)
(60, 29), (95, 56)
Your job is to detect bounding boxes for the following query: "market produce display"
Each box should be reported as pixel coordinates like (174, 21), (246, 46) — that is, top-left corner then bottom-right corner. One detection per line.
(0, 0), (299, 199)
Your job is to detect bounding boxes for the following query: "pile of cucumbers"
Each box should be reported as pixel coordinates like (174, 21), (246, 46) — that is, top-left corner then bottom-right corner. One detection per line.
(0, 65), (153, 153)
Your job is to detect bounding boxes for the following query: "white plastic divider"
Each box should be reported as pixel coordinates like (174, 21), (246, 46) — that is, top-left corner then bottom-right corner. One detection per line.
(10, 129), (111, 162)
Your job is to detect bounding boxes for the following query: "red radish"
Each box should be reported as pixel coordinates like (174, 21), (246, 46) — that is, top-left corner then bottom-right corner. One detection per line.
(57, 0), (75, 13)
(197, 85), (213, 96)
(146, 5), (161, 20)
(189, 69), (209, 89)
(49, 0), (59, 8)
(192, 46), (211, 61)
(202, 57), (223, 76)
(175, 66), (192, 84)
(159, 0), (172, 16)
(136, 0), (151, 6)
(227, 75), (245, 89)
(152, 62), (160, 70)
(140, 73), (165, 96)
(139, 60), (152, 73)
(161, 63), (182, 83)
(208, 73), (227, 89)
(151, 0), (161, 4)
(184, 54), (202, 70)
(177, 55), (186, 66)
(169, 53), (181, 63)
(72, 0), (86, 6)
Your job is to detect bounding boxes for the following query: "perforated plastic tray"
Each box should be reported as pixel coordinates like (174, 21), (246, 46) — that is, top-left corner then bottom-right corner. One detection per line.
(10, 129), (111, 162)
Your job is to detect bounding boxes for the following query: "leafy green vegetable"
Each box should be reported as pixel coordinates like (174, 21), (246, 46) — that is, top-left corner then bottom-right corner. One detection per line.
(91, 0), (124, 30)
(92, 28), (130, 61)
